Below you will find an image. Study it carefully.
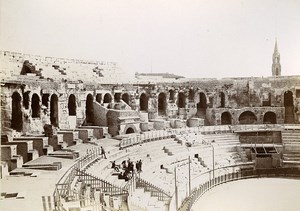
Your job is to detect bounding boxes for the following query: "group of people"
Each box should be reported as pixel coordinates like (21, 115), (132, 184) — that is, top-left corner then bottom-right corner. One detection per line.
(111, 158), (143, 181)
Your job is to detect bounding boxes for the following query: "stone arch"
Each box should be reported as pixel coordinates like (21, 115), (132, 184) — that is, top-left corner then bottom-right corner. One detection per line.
(68, 94), (76, 116)
(11, 92), (23, 131)
(238, 111), (257, 124)
(284, 91), (294, 123)
(220, 92), (225, 108)
(197, 92), (207, 118)
(31, 93), (41, 118)
(103, 93), (112, 103)
(188, 89), (195, 102)
(23, 91), (30, 109)
(140, 93), (148, 111)
(50, 94), (59, 127)
(126, 127), (135, 134)
(221, 111), (232, 125)
(197, 92), (207, 109)
(177, 92), (186, 108)
(124, 125), (137, 134)
(85, 94), (94, 124)
(169, 90), (175, 102)
(263, 111), (277, 124)
(158, 92), (167, 116)
(114, 93), (121, 103)
(96, 94), (102, 103)
(122, 93), (130, 105)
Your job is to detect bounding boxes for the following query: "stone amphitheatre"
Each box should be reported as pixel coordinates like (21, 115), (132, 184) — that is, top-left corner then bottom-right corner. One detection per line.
(1, 46), (300, 211)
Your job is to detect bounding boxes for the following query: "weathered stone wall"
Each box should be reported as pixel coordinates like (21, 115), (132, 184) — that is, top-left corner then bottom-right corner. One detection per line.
(1, 75), (300, 136)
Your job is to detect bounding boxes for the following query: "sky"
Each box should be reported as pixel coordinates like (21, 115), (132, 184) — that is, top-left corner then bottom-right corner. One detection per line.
(1, 0), (300, 79)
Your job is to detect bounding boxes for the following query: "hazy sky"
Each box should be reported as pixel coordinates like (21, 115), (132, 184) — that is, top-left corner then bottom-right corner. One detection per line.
(1, 0), (299, 78)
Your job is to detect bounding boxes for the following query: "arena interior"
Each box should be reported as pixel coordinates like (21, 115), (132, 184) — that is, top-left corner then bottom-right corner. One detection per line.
(1, 44), (300, 211)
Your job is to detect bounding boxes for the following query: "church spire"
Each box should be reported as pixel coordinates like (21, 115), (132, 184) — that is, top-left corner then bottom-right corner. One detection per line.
(272, 38), (281, 76)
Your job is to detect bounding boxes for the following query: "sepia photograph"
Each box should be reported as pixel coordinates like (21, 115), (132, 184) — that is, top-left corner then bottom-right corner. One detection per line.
(0, 0), (300, 210)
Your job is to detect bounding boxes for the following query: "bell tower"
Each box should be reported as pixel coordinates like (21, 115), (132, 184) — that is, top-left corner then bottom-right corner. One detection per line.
(272, 39), (281, 76)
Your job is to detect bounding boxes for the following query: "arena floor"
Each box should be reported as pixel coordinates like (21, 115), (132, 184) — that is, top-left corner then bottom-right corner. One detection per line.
(191, 178), (300, 211)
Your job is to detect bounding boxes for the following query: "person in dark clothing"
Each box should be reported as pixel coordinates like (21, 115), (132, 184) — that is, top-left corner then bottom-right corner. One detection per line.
(111, 161), (116, 169)
(139, 160), (142, 172)
(101, 146), (107, 159)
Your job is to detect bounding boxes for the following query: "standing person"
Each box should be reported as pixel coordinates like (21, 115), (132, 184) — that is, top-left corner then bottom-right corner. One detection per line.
(101, 146), (107, 159)
(139, 160), (142, 172)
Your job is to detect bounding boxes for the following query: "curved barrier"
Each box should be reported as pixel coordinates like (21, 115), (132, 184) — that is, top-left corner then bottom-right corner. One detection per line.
(178, 167), (300, 211)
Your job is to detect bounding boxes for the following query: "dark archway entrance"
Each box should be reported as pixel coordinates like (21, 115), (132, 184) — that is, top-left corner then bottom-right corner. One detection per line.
(263, 112), (276, 124)
(239, 111), (257, 124)
(114, 93), (121, 103)
(220, 92), (225, 108)
(96, 94), (102, 104)
(103, 93), (112, 103)
(169, 90), (175, 103)
(50, 94), (59, 127)
(23, 91), (30, 109)
(140, 93), (148, 111)
(68, 94), (76, 115)
(31, 94), (40, 118)
(188, 89), (195, 102)
(177, 92), (186, 108)
(197, 92), (207, 119)
(11, 92), (23, 131)
(42, 94), (49, 108)
(158, 93), (167, 116)
(122, 93), (130, 105)
(126, 127), (135, 134)
(221, 112), (232, 125)
(85, 94), (94, 125)
(284, 91), (294, 123)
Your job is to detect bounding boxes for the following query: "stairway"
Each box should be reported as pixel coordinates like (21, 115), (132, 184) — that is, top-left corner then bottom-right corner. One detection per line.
(282, 130), (300, 166)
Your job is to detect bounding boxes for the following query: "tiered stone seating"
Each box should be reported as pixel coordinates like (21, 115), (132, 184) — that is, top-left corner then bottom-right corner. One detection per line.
(1, 135), (39, 163)
(1, 145), (23, 171)
(13, 136), (53, 157)
(282, 130), (300, 166)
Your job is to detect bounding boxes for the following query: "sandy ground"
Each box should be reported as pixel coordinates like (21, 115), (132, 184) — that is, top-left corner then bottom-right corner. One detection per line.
(191, 178), (300, 211)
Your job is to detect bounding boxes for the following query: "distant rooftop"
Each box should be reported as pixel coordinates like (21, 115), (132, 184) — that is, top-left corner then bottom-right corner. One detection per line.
(135, 72), (185, 79)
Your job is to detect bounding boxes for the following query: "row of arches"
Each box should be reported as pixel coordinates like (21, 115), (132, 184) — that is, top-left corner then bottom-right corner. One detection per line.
(10, 90), (295, 131)
(220, 111), (277, 125)
(11, 92), (59, 131)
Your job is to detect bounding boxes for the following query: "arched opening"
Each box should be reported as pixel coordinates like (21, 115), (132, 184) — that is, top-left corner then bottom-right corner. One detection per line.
(169, 90), (175, 102)
(96, 94), (102, 103)
(11, 92), (23, 131)
(126, 127), (135, 134)
(188, 89), (195, 102)
(23, 91), (30, 109)
(103, 93), (112, 103)
(42, 94), (49, 108)
(220, 92), (225, 108)
(122, 93), (130, 105)
(158, 92), (167, 116)
(221, 112), (232, 125)
(85, 94), (94, 125)
(31, 94), (41, 118)
(114, 93), (121, 103)
(68, 94), (76, 115)
(140, 93), (148, 111)
(197, 92), (207, 118)
(263, 112), (276, 124)
(239, 111), (257, 124)
(177, 92), (186, 108)
(50, 94), (59, 127)
(284, 91), (294, 123)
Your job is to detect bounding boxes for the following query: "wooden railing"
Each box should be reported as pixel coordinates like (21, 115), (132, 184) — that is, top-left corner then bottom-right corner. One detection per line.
(76, 169), (128, 196)
(136, 176), (171, 201)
